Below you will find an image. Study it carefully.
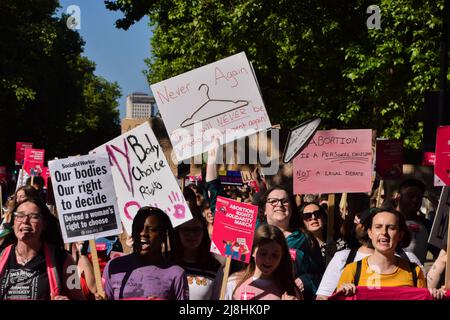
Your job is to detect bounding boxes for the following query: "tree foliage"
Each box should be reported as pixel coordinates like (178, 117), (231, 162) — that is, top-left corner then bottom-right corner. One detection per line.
(105, 0), (449, 152)
(0, 0), (121, 166)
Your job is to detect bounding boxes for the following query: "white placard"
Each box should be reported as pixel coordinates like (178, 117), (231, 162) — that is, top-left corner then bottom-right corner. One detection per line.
(92, 122), (192, 234)
(48, 154), (122, 243)
(283, 118), (321, 163)
(428, 186), (449, 249)
(150, 52), (271, 162)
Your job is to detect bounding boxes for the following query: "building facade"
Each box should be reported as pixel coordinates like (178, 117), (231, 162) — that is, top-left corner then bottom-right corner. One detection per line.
(125, 92), (159, 119)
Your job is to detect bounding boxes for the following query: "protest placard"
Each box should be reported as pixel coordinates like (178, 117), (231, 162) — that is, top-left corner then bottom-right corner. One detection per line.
(150, 52), (271, 162)
(48, 154), (122, 243)
(15, 142), (33, 166)
(92, 122), (193, 234)
(40, 167), (50, 189)
(15, 169), (29, 191)
(293, 129), (372, 194)
(422, 152), (436, 166)
(210, 196), (257, 264)
(0, 166), (6, 183)
(428, 186), (449, 249)
(23, 148), (45, 176)
(434, 126), (450, 186)
(219, 170), (243, 186)
(375, 139), (403, 180)
(283, 118), (321, 163)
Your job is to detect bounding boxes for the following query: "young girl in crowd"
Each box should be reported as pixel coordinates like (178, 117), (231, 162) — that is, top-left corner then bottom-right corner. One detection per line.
(102, 207), (188, 300)
(173, 203), (221, 300)
(225, 224), (302, 300)
(258, 186), (324, 300)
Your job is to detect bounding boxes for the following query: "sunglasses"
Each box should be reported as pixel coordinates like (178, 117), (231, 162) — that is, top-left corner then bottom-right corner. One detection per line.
(302, 210), (323, 220)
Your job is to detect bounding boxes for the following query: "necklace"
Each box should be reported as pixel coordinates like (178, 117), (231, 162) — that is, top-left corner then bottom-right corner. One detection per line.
(15, 248), (32, 266)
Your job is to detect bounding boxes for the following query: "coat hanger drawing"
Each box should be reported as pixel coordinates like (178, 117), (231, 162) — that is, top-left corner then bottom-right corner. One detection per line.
(180, 84), (249, 128)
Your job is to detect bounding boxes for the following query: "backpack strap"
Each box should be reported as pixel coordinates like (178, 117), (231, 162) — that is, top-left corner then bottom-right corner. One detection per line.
(354, 260), (362, 287)
(44, 243), (63, 297)
(409, 262), (418, 287)
(0, 245), (13, 276)
(345, 248), (358, 267)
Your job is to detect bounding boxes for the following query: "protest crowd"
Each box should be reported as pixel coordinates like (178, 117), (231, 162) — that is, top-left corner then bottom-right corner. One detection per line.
(0, 54), (449, 302)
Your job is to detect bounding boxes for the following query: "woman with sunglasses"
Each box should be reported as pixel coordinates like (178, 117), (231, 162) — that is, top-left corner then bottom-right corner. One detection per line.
(173, 202), (221, 300)
(299, 203), (348, 264)
(258, 185), (324, 300)
(0, 198), (84, 300)
(102, 206), (189, 300)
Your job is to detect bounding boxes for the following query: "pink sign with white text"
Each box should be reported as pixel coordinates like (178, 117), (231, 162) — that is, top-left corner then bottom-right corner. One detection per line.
(210, 196), (257, 264)
(15, 142), (33, 166)
(434, 126), (450, 186)
(293, 129), (372, 194)
(23, 148), (45, 176)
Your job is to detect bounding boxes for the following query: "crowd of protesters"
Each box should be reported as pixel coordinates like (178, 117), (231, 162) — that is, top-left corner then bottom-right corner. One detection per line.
(0, 148), (448, 300)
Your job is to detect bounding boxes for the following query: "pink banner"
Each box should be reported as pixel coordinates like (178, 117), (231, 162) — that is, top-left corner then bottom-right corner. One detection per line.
(15, 142), (33, 166)
(210, 196), (258, 264)
(22, 148), (45, 176)
(329, 286), (449, 300)
(434, 126), (450, 186)
(375, 139), (403, 180)
(293, 129), (372, 194)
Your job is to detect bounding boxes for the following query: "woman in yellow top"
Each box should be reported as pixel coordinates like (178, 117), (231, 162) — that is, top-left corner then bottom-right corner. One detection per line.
(337, 208), (446, 299)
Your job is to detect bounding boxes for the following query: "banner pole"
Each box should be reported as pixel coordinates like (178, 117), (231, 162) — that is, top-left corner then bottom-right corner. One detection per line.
(89, 239), (105, 297)
(220, 256), (232, 300)
(0, 184), (3, 217)
(376, 180), (384, 207)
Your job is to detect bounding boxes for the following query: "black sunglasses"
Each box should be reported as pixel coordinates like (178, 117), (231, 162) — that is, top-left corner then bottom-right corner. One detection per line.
(302, 210), (323, 220)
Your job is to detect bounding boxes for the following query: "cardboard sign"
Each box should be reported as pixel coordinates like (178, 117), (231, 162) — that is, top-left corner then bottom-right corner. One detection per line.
(150, 52), (271, 162)
(210, 196), (257, 264)
(15, 142), (33, 166)
(219, 170), (243, 186)
(293, 129), (372, 194)
(48, 154), (122, 243)
(283, 118), (321, 163)
(375, 139), (403, 180)
(428, 186), (449, 249)
(92, 122), (193, 234)
(23, 148), (45, 176)
(434, 126), (450, 186)
(15, 169), (29, 191)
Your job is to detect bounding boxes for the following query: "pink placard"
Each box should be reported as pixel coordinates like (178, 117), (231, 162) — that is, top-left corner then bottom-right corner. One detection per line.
(434, 126), (450, 186)
(210, 196), (257, 264)
(422, 152), (436, 166)
(375, 139), (403, 180)
(0, 166), (6, 182)
(293, 129), (372, 194)
(15, 142), (33, 166)
(40, 167), (50, 189)
(22, 148), (45, 176)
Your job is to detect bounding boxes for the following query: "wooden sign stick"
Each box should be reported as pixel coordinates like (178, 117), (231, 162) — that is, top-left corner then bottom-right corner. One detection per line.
(445, 214), (450, 289)
(219, 256), (232, 300)
(376, 180), (384, 207)
(89, 239), (105, 297)
(326, 194), (335, 265)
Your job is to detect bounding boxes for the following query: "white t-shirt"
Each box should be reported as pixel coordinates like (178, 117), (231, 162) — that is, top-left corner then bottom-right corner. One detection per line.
(315, 249), (424, 297)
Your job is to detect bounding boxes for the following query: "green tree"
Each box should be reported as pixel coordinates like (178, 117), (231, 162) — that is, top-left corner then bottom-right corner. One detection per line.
(105, 0), (448, 152)
(0, 0), (121, 167)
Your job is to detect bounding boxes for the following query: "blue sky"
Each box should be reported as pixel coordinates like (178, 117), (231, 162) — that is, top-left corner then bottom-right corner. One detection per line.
(57, 0), (152, 119)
